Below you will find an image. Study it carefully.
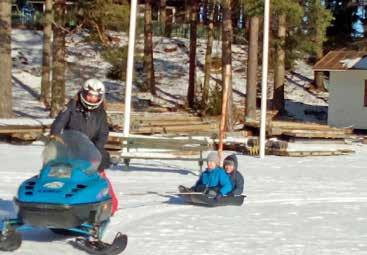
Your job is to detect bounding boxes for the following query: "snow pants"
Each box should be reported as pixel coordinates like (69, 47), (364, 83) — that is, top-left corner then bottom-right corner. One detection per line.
(100, 170), (118, 215)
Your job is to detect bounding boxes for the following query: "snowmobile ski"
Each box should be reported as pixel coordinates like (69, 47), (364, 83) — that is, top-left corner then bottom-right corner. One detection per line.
(70, 232), (128, 255)
(0, 230), (22, 252)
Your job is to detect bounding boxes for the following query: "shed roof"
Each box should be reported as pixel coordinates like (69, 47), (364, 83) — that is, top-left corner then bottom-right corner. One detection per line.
(313, 50), (367, 71)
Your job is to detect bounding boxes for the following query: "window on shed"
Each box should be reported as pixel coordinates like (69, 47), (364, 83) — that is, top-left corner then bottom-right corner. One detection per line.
(365, 81), (367, 107)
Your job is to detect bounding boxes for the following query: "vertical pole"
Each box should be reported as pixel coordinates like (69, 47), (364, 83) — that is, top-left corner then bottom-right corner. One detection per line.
(124, 0), (138, 137)
(218, 74), (229, 164)
(259, 0), (270, 159)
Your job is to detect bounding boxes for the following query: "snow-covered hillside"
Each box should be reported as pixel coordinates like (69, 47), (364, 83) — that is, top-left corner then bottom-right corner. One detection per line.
(11, 29), (328, 122)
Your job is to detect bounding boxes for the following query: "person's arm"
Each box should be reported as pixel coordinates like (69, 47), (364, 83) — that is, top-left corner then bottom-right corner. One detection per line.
(232, 172), (244, 196)
(218, 170), (233, 196)
(191, 173), (204, 191)
(94, 111), (109, 151)
(50, 100), (73, 136)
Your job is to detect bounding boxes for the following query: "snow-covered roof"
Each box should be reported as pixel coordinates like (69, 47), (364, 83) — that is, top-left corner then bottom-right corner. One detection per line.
(313, 51), (367, 71)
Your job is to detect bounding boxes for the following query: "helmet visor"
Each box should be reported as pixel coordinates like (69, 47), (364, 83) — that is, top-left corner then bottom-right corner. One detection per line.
(81, 90), (103, 104)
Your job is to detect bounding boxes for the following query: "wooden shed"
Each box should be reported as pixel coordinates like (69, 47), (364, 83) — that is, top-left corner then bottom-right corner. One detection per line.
(314, 50), (367, 129)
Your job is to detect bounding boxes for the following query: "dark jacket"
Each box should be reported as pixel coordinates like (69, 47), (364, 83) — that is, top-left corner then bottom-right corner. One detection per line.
(192, 166), (233, 196)
(50, 97), (110, 171)
(224, 154), (244, 196)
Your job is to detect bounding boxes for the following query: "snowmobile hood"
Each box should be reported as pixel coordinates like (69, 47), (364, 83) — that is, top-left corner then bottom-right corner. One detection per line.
(17, 159), (110, 205)
(223, 154), (238, 171)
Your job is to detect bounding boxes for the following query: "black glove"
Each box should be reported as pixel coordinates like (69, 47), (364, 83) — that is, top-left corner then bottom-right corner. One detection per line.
(178, 185), (192, 193)
(214, 194), (223, 201)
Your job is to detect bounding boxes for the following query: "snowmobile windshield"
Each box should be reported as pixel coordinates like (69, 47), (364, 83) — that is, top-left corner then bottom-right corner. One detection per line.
(42, 130), (102, 173)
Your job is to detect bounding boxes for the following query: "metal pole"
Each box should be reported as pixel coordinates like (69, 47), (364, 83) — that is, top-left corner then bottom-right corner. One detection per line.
(123, 0), (138, 137)
(259, 0), (270, 158)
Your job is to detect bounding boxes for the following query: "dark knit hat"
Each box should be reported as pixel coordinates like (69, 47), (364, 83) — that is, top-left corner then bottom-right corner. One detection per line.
(223, 158), (235, 167)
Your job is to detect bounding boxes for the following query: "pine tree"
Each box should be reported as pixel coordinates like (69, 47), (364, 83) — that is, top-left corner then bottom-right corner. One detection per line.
(304, 0), (333, 90)
(143, 0), (156, 95)
(0, 0), (12, 118)
(40, 0), (53, 108)
(271, 0), (303, 113)
(50, 0), (66, 117)
(202, 0), (215, 111)
(273, 13), (286, 112)
(188, 0), (199, 109)
(244, 0), (263, 122)
(159, 0), (167, 36)
(325, 0), (359, 47)
(75, 0), (130, 46)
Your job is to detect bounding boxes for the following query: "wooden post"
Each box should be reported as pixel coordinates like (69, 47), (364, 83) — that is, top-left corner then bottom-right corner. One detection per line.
(218, 65), (230, 163)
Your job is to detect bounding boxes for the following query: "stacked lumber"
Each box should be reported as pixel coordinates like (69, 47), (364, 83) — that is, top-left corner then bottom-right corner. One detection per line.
(108, 112), (219, 135)
(0, 115), (218, 156)
(0, 119), (53, 142)
(243, 137), (355, 157)
(245, 119), (353, 138)
(270, 149), (355, 157)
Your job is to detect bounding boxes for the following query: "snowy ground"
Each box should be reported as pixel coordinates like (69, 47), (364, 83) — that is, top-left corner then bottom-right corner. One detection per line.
(0, 142), (366, 255)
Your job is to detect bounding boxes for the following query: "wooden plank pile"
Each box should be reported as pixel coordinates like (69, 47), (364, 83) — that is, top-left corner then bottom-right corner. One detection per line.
(0, 111), (219, 152)
(108, 112), (219, 135)
(245, 119), (353, 138)
(243, 137), (355, 157)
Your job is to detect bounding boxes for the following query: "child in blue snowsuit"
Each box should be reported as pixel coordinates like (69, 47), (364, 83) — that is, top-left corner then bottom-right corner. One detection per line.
(179, 152), (232, 200)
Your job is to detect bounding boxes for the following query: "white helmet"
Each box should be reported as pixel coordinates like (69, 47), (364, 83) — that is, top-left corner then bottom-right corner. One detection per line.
(80, 79), (105, 110)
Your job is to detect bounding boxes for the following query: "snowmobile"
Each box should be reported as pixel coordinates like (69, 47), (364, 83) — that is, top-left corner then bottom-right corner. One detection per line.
(0, 130), (127, 254)
(178, 186), (245, 207)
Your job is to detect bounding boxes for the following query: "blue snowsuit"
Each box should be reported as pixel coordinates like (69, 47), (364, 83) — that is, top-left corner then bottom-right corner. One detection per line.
(193, 167), (233, 196)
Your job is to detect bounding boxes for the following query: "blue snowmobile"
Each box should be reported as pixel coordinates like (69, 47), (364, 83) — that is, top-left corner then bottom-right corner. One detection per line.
(0, 130), (127, 254)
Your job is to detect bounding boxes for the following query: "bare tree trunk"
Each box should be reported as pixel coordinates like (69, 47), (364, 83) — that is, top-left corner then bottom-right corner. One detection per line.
(50, 0), (66, 117)
(273, 13), (286, 113)
(245, 16), (259, 122)
(40, 0), (53, 108)
(185, 0), (191, 23)
(202, 0), (215, 111)
(159, 0), (167, 35)
(222, 0), (233, 131)
(187, 0), (198, 109)
(143, 0), (156, 95)
(314, 24), (325, 91)
(0, 0), (13, 118)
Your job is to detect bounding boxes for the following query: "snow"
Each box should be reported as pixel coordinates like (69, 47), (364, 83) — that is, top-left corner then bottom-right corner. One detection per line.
(340, 58), (362, 69)
(0, 118), (53, 126)
(0, 143), (367, 254)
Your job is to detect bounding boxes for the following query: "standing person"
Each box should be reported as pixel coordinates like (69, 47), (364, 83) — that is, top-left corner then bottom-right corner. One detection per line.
(223, 154), (244, 196)
(49, 78), (118, 215)
(179, 151), (233, 199)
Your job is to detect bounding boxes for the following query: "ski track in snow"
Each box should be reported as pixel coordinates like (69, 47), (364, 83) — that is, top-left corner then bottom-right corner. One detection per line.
(0, 143), (367, 254)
